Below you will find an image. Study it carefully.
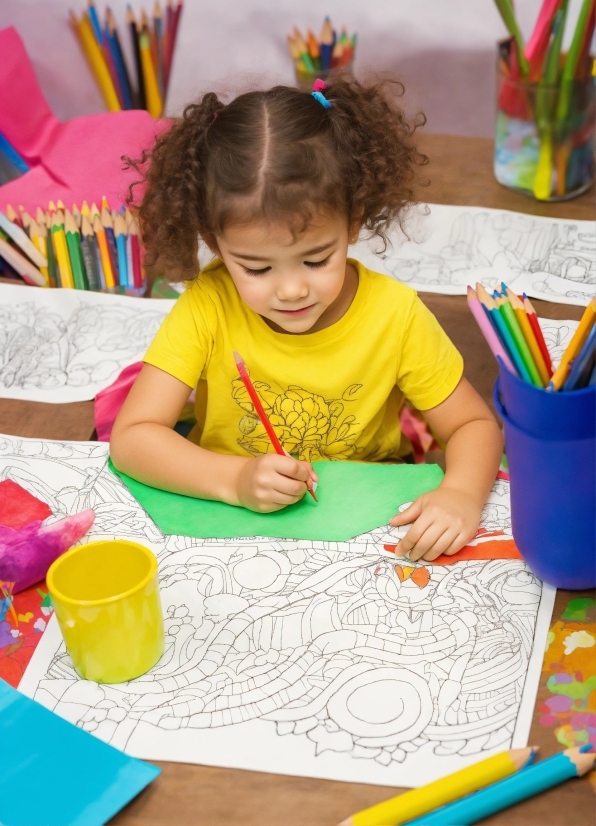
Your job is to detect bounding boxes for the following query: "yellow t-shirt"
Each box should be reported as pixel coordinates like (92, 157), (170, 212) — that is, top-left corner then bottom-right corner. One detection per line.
(143, 258), (463, 462)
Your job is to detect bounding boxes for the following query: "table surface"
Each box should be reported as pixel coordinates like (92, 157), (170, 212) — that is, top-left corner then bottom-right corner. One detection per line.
(1, 132), (594, 826)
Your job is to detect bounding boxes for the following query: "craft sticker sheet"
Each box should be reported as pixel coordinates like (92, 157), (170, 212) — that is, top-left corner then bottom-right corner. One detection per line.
(352, 203), (595, 307)
(6, 433), (555, 789)
(0, 284), (175, 403)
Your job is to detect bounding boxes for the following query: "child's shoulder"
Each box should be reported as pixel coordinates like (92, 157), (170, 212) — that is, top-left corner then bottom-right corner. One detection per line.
(351, 258), (418, 311)
(181, 258), (237, 304)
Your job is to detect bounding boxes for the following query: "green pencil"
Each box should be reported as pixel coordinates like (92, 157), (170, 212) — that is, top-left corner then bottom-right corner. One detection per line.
(494, 292), (542, 386)
(494, 0), (530, 76)
(65, 211), (88, 290)
(557, 0), (593, 123)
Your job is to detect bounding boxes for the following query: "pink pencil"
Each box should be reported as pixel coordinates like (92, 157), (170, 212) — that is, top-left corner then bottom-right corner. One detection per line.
(467, 285), (518, 376)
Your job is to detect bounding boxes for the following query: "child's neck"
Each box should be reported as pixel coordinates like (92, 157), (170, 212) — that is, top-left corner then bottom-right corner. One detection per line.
(263, 262), (359, 335)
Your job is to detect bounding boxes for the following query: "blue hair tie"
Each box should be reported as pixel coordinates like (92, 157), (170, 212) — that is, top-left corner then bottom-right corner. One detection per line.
(311, 90), (332, 109)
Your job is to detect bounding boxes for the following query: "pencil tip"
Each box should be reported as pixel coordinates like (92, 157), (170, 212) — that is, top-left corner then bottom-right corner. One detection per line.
(232, 350), (243, 366)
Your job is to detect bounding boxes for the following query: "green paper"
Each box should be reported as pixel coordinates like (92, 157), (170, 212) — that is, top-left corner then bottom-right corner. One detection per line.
(109, 460), (444, 541)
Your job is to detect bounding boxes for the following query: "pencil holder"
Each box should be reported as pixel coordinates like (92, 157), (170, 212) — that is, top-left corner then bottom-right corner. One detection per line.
(47, 539), (164, 683)
(494, 40), (595, 201)
(294, 62), (354, 92)
(494, 361), (595, 589)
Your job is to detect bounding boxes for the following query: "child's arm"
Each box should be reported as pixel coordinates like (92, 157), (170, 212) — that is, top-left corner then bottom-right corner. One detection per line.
(390, 377), (503, 561)
(110, 364), (315, 512)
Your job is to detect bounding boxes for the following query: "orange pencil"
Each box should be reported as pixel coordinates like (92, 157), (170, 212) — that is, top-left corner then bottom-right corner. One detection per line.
(92, 214), (116, 288)
(233, 350), (317, 502)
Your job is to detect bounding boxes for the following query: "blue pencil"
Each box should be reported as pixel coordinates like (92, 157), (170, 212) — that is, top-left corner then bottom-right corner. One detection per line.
(106, 19), (133, 110)
(562, 323), (596, 390)
(115, 228), (129, 288)
(0, 133), (29, 174)
(477, 284), (532, 382)
(405, 746), (594, 826)
(87, 0), (103, 43)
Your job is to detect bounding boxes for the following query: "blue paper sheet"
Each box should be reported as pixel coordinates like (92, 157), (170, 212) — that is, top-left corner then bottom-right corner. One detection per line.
(0, 678), (160, 826)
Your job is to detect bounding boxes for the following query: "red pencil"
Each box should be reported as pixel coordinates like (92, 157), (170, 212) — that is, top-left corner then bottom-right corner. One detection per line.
(523, 294), (554, 375)
(233, 350), (317, 502)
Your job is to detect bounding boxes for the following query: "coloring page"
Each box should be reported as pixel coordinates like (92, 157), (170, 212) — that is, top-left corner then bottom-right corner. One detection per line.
(352, 203), (595, 307)
(9, 433), (555, 788)
(0, 284), (175, 403)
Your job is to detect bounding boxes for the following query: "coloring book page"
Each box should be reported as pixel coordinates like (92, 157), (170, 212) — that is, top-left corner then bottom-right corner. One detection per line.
(8, 433), (556, 788)
(352, 203), (595, 307)
(0, 284), (175, 403)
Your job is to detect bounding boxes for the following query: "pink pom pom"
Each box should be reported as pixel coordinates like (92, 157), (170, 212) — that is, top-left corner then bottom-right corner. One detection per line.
(312, 78), (327, 92)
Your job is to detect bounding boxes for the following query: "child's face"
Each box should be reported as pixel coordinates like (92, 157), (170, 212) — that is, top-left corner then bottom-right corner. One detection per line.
(215, 211), (358, 334)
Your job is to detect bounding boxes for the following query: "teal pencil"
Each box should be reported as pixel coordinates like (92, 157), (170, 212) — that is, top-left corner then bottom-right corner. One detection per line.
(476, 284), (532, 382)
(495, 288), (543, 386)
(405, 746), (594, 825)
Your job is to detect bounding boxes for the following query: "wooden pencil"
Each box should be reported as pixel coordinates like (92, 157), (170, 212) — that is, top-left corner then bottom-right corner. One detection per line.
(549, 297), (596, 390)
(74, 10), (121, 111)
(139, 28), (163, 117)
(27, 219), (50, 286)
(101, 201), (120, 285)
(0, 238), (47, 286)
(503, 287), (550, 385)
(153, 1), (165, 98)
(65, 210), (88, 289)
(80, 214), (100, 290)
(522, 295), (553, 375)
(93, 214), (116, 288)
(51, 213), (75, 289)
(0, 210), (47, 268)
(126, 5), (145, 109)
(114, 213), (129, 287)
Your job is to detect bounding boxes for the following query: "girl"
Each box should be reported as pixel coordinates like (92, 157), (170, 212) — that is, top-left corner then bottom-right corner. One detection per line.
(111, 76), (503, 562)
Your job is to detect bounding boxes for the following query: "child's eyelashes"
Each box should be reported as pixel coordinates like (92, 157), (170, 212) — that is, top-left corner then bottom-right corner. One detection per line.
(242, 266), (271, 276)
(304, 255), (331, 269)
(240, 255), (331, 276)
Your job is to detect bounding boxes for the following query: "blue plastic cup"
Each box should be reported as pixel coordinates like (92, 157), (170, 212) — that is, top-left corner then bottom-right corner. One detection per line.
(494, 363), (595, 589)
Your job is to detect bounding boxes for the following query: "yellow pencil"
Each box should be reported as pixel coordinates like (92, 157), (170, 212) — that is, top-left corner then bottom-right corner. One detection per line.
(549, 297), (596, 390)
(504, 288), (550, 386)
(28, 218), (50, 286)
(51, 214), (75, 289)
(73, 11), (121, 112)
(339, 747), (537, 826)
(139, 30), (163, 117)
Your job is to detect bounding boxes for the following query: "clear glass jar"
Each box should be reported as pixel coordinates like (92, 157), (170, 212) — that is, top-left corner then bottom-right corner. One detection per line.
(494, 41), (595, 201)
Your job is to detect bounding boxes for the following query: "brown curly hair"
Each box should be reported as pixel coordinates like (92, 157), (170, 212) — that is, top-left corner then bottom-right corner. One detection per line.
(125, 75), (427, 280)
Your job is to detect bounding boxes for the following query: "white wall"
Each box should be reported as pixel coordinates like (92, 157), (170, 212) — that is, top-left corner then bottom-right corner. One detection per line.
(0, 0), (589, 137)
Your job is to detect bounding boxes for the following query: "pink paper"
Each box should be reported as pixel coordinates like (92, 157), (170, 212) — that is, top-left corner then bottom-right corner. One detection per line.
(94, 361), (143, 442)
(0, 27), (169, 213)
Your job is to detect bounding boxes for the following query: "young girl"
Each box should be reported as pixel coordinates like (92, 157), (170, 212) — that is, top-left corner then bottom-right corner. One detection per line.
(111, 76), (503, 562)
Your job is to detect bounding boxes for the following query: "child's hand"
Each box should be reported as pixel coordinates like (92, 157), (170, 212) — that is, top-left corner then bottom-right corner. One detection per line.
(389, 487), (481, 562)
(236, 454), (317, 513)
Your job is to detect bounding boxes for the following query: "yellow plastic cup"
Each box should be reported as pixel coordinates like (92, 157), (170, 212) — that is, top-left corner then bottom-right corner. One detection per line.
(47, 539), (164, 684)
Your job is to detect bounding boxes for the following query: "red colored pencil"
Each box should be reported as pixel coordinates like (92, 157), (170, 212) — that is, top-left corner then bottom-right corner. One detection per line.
(233, 350), (317, 502)
(523, 294), (554, 375)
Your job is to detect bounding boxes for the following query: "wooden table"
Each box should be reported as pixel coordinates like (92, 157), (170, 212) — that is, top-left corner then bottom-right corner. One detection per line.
(1, 133), (594, 825)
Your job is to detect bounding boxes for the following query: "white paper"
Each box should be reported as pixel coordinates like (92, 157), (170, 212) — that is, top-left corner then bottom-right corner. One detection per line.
(8, 434), (555, 789)
(352, 203), (596, 307)
(0, 285), (175, 403)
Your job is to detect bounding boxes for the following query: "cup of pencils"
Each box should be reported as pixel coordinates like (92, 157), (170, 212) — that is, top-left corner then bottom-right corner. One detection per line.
(468, 283), (595, 589)
(69, 0), (183, 118)
(287, 19), (356, 91)
(493, 0), (595, 202)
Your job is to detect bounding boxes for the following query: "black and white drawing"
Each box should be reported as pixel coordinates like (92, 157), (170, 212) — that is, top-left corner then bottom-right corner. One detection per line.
(9, 433), (555, 787)
(353, 204), (595, 307)
(0, 284), (175, 403)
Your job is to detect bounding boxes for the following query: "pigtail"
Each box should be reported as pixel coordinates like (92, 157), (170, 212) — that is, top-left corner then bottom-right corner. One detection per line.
(322, 74), (428, 250)
(123, 92), (224, 278)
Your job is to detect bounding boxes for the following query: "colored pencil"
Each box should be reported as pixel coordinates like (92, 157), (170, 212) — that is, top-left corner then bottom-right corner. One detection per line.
(80, 214), (100, 290)
(93, 214), (116, 289)
(0, 133), (30, 175)
(494, 0), (530, 75)
(27, 219), (50, 286)
(127, 6), (146, 109)
(0, 238), (47, 287)
(0, 211), (47, 268)
(494, 292), (543, 386)
(139, 29), (163, 117)
(101, 200), (120, 285)
(233, 350), (318, 502)
(549, 297), (596, 389)
(467, 286), (518, 375)
(153, 2), (165, 97)
(114, 214), (129, 287)
(107, 9), (133, 110)
(319, 18), (335, 71)
(65, 210), (89, 290)
(403, 746), (594, 826)
(562, 323), (596, 390)
(73, 10), (121, 112)
(523, 294), (553, 374)
(339, 747), (537, 826)
(476, 284), (532, 382)
(502, 285), (550, 385)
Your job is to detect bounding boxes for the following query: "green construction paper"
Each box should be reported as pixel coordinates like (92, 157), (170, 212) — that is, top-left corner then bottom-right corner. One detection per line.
(109, 459), (444, 541)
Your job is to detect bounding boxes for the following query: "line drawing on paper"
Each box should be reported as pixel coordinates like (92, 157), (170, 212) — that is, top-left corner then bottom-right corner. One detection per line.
(0, 285), (175, 403)
(356, 205), (595, 306)
(7, 434), (552, 785)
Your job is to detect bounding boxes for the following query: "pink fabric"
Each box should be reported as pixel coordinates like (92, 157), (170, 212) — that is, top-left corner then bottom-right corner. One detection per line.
(0, 27), (169, 213)
(94, 362), (143, 442)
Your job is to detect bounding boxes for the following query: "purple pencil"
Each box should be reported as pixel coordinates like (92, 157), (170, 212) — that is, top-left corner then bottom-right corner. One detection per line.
(467, 285), (518, 376)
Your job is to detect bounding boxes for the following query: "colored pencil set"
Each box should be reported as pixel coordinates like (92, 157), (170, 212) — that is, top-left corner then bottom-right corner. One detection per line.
(468, 283), (596, 391)
(0, 199), (146, 293)
(493, 0), (595, 200)
(287, 18), (356, 79)
(69, 0), (183, 118)
(340, 745), (594, 826)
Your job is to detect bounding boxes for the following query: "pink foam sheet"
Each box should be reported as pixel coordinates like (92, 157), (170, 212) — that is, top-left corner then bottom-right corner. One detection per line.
(0, 509), (95, 593)
(0, 27), (169, 213)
